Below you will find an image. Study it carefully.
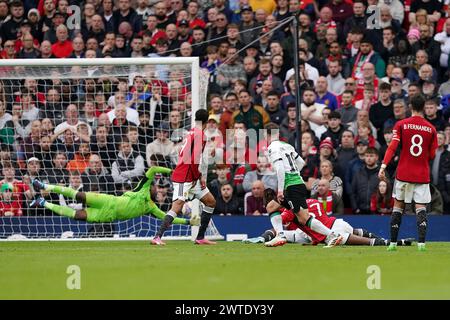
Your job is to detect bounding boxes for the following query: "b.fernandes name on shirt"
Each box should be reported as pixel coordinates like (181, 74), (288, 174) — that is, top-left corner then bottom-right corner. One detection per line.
(403, 123), (433, 133)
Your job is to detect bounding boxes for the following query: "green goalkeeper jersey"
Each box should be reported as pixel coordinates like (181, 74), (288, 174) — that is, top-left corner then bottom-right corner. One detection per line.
(85, 166), (189, 224)
(119, 166), (172, 219)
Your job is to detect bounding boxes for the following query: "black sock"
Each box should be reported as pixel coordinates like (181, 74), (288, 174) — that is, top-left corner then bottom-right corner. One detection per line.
(156, 215), (174, 238)
(261, 230), (275, 242)
(390, 208), (403, 242)
(373, 238), (388, 246)
(196, 211), (212, 240)
(362, 229), (381, 239)
(416, 207), (427, 243)
(397, 238), (413, 246)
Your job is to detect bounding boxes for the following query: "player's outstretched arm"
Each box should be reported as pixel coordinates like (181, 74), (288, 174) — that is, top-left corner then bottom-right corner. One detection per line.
(145, 166), (172, 180)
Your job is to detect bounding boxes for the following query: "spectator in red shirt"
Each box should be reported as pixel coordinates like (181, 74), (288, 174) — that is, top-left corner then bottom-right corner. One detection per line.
(370, 180), (394, 215)
(186, 1), (206, 29)
(0, 183), (23, 216)
(326, 0), (353, 25)
(51, 24), (73, 58)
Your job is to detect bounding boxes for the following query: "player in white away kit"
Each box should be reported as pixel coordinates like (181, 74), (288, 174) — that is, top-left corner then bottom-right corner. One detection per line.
(264, 123), (343, 247)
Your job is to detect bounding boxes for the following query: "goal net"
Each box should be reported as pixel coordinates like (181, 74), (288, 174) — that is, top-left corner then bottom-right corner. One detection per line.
(0, 57), (222, 241)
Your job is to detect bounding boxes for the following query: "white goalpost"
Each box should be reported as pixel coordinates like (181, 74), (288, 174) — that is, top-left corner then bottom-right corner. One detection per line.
(0, 57), (223, 241)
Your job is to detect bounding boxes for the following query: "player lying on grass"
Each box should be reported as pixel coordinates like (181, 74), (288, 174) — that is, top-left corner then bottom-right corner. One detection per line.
(264, 122), (343, 247)
(30, 166), (199, 226)
(245, 189), (414, 246)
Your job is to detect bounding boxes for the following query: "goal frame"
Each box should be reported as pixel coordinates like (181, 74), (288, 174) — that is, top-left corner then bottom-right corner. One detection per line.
(0, 57), (201, 129)
(0, 57), (224, 241)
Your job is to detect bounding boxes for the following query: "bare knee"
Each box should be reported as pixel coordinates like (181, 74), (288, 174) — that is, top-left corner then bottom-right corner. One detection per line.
(171, 199), (185, 214)
(74, 210), (87, 221)
(296, 209), (310, 225)
(201, 193), (216, 208)
(267, 200), (281, 214)
(75, 192), (86, 204)
(394, 199), (405, 210)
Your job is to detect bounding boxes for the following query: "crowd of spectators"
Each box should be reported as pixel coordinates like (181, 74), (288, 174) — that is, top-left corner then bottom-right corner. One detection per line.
(0, 0), (449, 218)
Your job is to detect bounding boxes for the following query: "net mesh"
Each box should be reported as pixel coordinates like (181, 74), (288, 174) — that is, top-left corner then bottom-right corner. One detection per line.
(0, 58), (222, 240)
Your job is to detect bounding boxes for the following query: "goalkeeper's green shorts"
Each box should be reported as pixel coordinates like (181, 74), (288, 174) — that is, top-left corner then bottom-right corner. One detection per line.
(84, 192), (143, 223)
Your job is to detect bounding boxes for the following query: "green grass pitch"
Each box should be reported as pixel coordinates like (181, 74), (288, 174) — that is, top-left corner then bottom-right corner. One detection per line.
(1, 241), (450, 300)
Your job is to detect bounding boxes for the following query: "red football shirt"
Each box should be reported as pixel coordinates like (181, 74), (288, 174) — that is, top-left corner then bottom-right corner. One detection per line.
(281, 199), (336, 244)
(391, 116), (438, 183)
(171, 127), (206, 183)
(51, 40), (73, 58)
(0, 201), (23, 216)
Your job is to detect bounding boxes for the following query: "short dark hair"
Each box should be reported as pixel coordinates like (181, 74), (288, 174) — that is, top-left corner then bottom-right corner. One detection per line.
(224, 92), (237, 100)
(234, 120), (247, 129)
(302, 87), (316, 95)
(342, 90), (354, 96)
(379, 82), (391, 91)
(238, 89), (250, 96)
(287, 102), (296, 111)
(266, 91), (279, 98)
(342, 129), (354, 137)
(221, 183), (233, 191)
(192, 26), (205, 33)
(265, 122), (279, 136)
(410, 94), (426, 113)
(10, 0), (23, 8)
(329, 111), (341, 120)
(195, 109), (209, 124)
(365, 147), (379, 156)
(264, 188), (277, 206)
(383, 26), (395, 34)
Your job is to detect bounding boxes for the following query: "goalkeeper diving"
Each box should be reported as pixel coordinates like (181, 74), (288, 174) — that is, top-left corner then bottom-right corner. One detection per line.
(30, 166), (199, 226)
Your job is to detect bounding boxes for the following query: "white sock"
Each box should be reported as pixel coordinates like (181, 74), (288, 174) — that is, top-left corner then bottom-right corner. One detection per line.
(270, 214), (284, 235)
(309, 218), (332, 236)
(167, 210), (177, 218)
(284, 229), (311, 244)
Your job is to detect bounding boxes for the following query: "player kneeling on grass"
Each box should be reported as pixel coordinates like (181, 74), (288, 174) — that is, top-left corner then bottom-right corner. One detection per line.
(30, 166), (198, 227)
(264, 123), (343, 247)
(245, 189), (414, 246)
(152, 109), (217, 246)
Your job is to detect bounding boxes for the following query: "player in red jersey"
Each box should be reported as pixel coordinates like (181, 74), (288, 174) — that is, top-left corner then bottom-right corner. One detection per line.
(379, 95), (438, 252)
(244, 189), (414, 246)
(152, 109), (217, 246)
